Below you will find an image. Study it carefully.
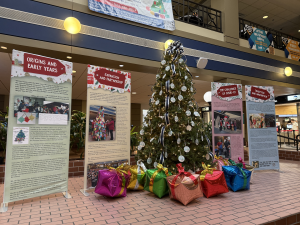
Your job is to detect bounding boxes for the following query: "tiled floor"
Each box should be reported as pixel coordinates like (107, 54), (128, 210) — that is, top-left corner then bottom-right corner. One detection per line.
(1, 159), (300, 225)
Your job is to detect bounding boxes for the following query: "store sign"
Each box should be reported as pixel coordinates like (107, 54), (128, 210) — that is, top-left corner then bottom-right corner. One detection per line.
(282, 38), (300, 61)
(23, 53), (66, 76)
(244, 25), (274, 54)
(250, 86), (270, 100)
(217, 84), (239, 98)
(88, 0), (175, 31)
(287, 95), (300, 101)
(94, 68), (126, 89)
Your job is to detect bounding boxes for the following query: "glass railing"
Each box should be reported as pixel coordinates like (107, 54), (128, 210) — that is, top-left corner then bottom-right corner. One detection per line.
(172, 0), (222, 33)
(239, 18), (300, 51)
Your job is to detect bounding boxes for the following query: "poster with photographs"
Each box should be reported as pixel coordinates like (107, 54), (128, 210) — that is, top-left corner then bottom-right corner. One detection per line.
(211, 82), (244, 161)
(246, 85), (279, 171)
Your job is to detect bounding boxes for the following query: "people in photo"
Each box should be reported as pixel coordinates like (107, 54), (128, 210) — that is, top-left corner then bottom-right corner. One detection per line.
(107, 118), (115, 140)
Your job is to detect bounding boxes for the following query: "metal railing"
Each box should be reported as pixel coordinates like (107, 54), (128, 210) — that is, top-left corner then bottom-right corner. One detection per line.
(172, 0), (222, 33)
(277, 130), (300, 151)
(239, 18), (300, 50)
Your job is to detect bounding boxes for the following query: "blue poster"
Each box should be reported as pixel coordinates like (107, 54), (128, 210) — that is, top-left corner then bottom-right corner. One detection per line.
(88, 0), (175, 31)
(244, 25), (274, 54)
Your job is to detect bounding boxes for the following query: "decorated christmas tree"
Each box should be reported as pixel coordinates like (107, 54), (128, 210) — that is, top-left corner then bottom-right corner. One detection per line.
(15, 129), (26, 142)
(136, 41), (212, 173)
(92, 107), (106, 141)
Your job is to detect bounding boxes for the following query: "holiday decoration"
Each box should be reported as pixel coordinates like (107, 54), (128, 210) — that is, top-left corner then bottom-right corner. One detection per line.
(91, 107), (107, 141)
(14, 129), (26, 143)
(236, 157), (246, 168)
(222, 159), (252, 192)
(144, 164), (171, 198)
(213, 155), (230, 171)
(245, 164), (255, 183)
(166, 163), (202, 205)
(198, 163), (229, 198)
(136, 41), (212, 172)
(95, 165), (131, 197)
(127, 160), (147, 190)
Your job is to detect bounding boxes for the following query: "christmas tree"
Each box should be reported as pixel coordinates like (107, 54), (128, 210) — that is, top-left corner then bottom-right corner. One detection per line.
(136, 41), (212, 173)
(92, 106), (106, 141)
(15, 129), (26, 142)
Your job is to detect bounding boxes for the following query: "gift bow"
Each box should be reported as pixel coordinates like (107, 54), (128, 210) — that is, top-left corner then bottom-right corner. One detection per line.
(170, 163), (198, 200)
(215, 155), (229, 165)
(200, 162), (214, 181)
(149, 163), (169, 193)
(237, 157), (246, 169)
(134, 160), (147, 190)
(228, 159), (247, 189)
(107, 164), (131, 196)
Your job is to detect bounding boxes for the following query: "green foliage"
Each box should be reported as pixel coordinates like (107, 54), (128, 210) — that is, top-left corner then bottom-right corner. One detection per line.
(70, 110), (86, 158)
(135, 47), (212, 172)
(130, 126), (139, 155)
(0, 107), (8, 158)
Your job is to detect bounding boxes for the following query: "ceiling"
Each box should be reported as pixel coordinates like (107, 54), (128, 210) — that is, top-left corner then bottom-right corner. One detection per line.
(203, 0), (300, 39)
(1, 51), (300, 108)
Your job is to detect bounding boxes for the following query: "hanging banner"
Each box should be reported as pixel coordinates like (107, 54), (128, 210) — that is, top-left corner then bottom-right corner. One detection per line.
(244, 24), (275, 55)
(282, 38), (300, 61)
(82, 66), (131, 194)
(245, 85), (279, 170)
(211, 82), (244, 161)
(3, 50), (72, 204)
(88, 0), (175, 31)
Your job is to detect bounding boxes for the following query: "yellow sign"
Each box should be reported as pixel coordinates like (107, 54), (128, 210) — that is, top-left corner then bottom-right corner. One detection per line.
(286, 40), (300, 61)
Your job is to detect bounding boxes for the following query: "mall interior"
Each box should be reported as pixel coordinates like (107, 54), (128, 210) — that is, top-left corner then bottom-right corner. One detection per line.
(1, 0), (300, 224)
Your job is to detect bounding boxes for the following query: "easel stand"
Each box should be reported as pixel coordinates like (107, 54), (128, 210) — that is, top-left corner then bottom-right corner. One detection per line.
(80, 189), (90, 197)
(0, 202), (8, 213)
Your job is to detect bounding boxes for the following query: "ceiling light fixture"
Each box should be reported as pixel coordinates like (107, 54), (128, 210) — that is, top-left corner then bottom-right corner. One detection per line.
(165, 39), (174, 49)
(284, 67), (292, 76)
(298, 30), (300, 32)
(263, 16), (268, 19)
(1, 46), (7, 49)
(64, 17), (81, 34)
(72, 70), (76, 73)
(132, 92), (137, 94)
(195, 76), (199, 78)
(67, 56), (72, 59)
(119, 65), (124, 67)
(203, 91), (211, 103)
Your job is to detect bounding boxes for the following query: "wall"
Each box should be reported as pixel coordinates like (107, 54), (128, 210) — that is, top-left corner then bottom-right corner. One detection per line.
(275, 104), (297, 115)
(131, 103), (141, 129)
(71, 99), (83, 113)
(0, 95), (9, 113)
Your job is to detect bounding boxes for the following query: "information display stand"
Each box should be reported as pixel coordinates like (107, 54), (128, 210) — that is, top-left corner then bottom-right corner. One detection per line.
(245, 85), (280, 170)
(1, 50), (73, 211)
(211, 82), (244, 161)
(81, 66), (131, 195)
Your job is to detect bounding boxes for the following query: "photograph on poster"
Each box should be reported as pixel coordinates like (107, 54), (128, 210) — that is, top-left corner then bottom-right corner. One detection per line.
(249, 113), (268, 129)
(252, 161), (259, 168)
(17, 112), (36, 124)
(265, 114), (276, 127)
(214, 136), (231, 158)
(14, 96), (45, 117)
(89, 105), (116, 142)
(12, 127), (29, 145)
(87, 159), (128, 188)
(214, 111), (242, 134)
(41, 101), (70, 118)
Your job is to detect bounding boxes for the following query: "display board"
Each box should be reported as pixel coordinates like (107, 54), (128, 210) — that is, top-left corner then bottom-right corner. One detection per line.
(244, 24), (275, 55)
(211, 82), (244, 161)
(246, 85), (280, 170)
(88, 0), (175, 31)
(282, 37), (300, 61)
(3, 50), (72, 204)
(82, 65), (131, 194)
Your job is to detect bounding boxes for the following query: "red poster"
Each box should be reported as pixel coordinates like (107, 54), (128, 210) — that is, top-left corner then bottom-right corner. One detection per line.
(217, 85), (238, 98)
(94, 68), (126, 89)
(23, 53), (66, 76)
(250, 86), (270, 100)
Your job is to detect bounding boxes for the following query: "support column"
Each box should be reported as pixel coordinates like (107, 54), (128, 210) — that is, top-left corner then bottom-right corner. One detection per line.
(211, 0), (239, 45)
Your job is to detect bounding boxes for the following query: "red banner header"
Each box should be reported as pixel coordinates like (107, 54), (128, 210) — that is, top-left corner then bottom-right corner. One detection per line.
(23, 53), (66, 77)
(250, 86), (270, 100)
(94, 69), (126, 89)
(217, 85), (239, 98)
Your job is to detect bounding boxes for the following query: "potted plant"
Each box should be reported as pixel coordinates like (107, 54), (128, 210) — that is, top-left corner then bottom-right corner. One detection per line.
(130, 126), (139, 155)
(0, 107), (8, 164)
(70, 110), (86, 159)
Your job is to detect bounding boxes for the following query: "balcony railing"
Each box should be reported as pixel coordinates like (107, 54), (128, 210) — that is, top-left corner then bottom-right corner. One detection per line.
(172, 0), (222, 33)
(239, 18), (300, 51)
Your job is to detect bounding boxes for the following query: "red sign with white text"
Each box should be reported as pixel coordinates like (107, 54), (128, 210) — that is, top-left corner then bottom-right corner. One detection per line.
(23, 53), (66, 77)
(217, 85), (238, 98)
(94, 69), (126, 89)
(95, 0), (138, 13)
(250, 86), (270, 100)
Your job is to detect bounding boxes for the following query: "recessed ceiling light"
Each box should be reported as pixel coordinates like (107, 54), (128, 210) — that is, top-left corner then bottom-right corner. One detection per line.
(1, 46), (7, 49)
(195, 76), (199, 78)
(72, 70), (76, 73)
(67, 56), (72, 59)
(298, 30), (300, 32)
(263, 16), (268, 19)
(132, 92), (137, 94)
(119, 65), (124, 67)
